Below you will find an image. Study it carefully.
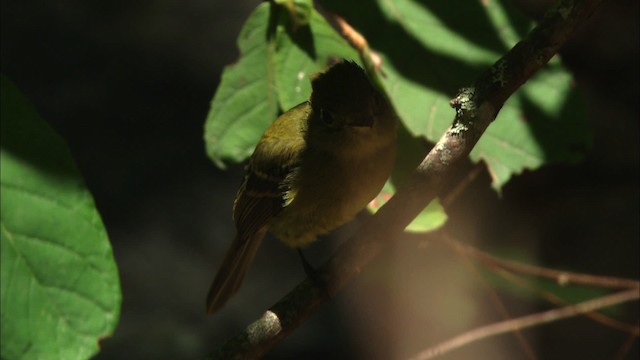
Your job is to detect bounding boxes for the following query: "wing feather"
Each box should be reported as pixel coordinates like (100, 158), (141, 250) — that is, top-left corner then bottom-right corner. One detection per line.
(206, 102), (309, 314)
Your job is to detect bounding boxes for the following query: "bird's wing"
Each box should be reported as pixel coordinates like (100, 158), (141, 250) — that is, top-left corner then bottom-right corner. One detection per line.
(207, 103), (309, 314)
(207, 151), (300, 314)
(232, 161), (293, 239)
(232, 102), (309, 240)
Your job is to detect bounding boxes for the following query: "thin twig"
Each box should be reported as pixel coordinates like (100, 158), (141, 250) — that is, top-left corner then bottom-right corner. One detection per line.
(413, 228), (640, 335)
(323, 12), (383, 72)
(440, 235), (640, 289)
(614, 333), (638, 360)
(457, 247), (538, 359)
(442, 162), (485, 207)
(485, 260), (640, 335)
(407, 289), (640, 360)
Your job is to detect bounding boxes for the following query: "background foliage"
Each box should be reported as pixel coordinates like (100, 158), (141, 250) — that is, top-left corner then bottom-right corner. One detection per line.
(1, 0), (637, 359)
(205, 0), (590, 191)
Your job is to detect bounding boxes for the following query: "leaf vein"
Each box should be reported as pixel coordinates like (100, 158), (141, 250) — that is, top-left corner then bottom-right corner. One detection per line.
(1, 181), (102, 232)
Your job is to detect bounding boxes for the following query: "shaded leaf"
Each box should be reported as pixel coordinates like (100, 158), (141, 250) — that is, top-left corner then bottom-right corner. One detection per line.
(204, 3), (358, 167)
(323, 0), (590, 190)
(273, 0), (314, 28)
(1, 76), (121, 360)
(204, 3), (279, 167)
(274, 8), (359, 111)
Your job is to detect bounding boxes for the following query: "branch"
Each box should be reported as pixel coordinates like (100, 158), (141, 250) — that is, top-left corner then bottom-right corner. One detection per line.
(439, 234), (640, 289)
(431, 231), (640, 335)
(324, 12), (383, 73)
(486, 260), (640, 335)
(207, 0), (605, 358)
(406, 288), (640, 360)
(453, 241), (538, 360)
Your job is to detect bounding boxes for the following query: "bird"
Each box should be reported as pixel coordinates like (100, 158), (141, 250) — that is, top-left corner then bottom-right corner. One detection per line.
(206, 60), (397, 314)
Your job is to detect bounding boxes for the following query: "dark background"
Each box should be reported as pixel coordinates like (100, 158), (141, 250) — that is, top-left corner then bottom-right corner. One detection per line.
(1, 0), (638, 359)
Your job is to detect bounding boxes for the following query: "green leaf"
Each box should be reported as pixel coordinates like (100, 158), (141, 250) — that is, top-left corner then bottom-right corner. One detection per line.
(471, 64), (588, 189)
(273, 8), (359, 111)
(204, 2), (359, 167)
(204, 3), (279, 167)
(1, 76), (121, 360)
(405, 200), (447, 233)
(273, 0), (313, 28)
(322, 0), (591, 190)
(368, 182), (448, 233)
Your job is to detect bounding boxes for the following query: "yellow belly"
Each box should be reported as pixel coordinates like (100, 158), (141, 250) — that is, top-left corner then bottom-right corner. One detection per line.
(269, 143), (395, 248)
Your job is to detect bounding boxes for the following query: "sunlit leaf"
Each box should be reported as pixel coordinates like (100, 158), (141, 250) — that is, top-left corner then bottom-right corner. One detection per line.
(322, 0), (590, 190)
(369, 182), (448, 233)
(204, 3), (358, 167)
(204, 3), (279, 167)
(1, 76), (121, 360)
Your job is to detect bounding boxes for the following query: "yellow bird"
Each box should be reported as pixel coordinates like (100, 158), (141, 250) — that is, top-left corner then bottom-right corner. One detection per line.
(207, 60), (397, 314)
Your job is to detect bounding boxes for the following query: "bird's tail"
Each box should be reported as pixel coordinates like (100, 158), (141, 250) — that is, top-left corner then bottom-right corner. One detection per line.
(206, 229), (266, 314)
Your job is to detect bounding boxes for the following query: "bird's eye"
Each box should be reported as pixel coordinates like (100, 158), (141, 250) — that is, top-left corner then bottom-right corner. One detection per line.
(320, 109), (336, 126)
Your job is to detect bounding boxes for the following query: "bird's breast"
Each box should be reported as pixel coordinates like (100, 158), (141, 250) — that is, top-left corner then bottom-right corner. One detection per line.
(269, 140), (395, 248)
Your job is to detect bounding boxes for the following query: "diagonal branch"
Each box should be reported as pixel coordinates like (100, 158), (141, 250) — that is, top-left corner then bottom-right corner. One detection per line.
(206, 0), (606, 358)
(439, 234), (640, 289)
(426, 231), (640, 335)
(407, 288), (640, 360)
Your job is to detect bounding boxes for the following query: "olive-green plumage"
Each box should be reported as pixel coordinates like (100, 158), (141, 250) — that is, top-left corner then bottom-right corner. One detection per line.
(206, 60), (397, 314)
